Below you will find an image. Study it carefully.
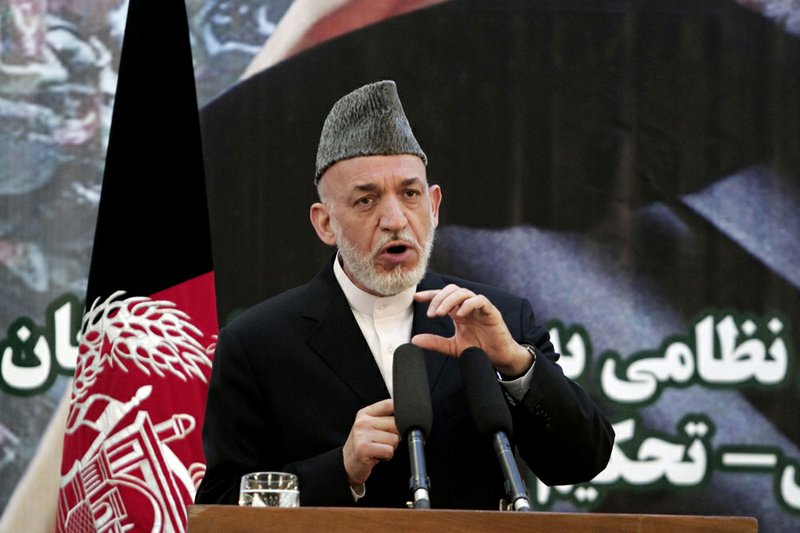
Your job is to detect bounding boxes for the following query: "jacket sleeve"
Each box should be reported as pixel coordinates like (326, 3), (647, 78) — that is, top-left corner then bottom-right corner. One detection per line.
(194, 328), (355, 506)
(510, 297), (615, 486)
(195, 328), (271, 504)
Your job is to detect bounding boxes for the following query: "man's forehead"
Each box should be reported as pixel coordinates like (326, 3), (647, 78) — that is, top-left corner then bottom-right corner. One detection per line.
(352, 176), (425, 190)
(321, 155), (428, 191)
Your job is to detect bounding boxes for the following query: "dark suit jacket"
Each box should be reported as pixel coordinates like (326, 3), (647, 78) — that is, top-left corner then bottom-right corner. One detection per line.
(195, 260), (614, 509)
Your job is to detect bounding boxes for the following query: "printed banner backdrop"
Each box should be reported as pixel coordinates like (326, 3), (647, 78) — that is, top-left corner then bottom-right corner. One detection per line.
(201, 0), (800, 531)
(0, 0), (798, 531)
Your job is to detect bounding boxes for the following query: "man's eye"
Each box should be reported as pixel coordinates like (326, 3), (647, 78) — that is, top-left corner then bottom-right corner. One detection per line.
(356, 197), (374, 206)
(404, 190), (421, 198)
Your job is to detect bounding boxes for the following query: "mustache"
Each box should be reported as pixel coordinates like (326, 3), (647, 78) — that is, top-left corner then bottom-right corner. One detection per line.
(372, 231), (421, 254)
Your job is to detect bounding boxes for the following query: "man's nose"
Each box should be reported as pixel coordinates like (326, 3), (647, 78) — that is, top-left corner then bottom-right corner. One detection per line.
(378, 197), (408, 231)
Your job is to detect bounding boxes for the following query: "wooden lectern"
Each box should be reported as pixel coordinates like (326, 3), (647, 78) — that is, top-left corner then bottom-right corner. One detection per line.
(188, 505), (757, 532)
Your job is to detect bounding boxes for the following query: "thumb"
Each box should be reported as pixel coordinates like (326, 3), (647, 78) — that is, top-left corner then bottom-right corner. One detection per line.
(411, 333), (456, 357)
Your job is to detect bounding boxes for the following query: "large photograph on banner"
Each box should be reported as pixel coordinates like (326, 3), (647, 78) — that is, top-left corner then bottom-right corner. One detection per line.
(201, 0), (800, 530)
(1, 0), (798, 531)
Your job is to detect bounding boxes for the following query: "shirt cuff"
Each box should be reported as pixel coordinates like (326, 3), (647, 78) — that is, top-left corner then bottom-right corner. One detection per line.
(497, 345), (536, 402)
(350, 483), (366, 502)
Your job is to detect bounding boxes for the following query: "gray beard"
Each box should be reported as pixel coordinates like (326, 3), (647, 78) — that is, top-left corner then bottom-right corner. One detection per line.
(332, 221), (435, 296)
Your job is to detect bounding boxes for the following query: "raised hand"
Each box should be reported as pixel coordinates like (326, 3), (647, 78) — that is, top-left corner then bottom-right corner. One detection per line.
(412, 284), (533, 377)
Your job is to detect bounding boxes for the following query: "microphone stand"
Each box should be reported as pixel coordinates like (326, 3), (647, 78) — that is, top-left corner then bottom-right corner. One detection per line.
(493, 432), (531, 511)
(407, 429), (431, 508)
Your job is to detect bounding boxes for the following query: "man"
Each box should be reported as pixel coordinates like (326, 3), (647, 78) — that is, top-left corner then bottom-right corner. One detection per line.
(195, 80), (614, 509)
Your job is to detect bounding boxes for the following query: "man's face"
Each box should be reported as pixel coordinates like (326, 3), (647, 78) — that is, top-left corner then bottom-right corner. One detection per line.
(310, 154), (442, 296)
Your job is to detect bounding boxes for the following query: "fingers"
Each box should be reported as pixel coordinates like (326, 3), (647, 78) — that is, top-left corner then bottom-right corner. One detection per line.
(356, 402), (399, 436)
(416, 284), (492, 318)
(363, 398), (395, 418)
(411, 332), (453, 356)
(414, 284), (516, 363)
(343, 399), (401, 485)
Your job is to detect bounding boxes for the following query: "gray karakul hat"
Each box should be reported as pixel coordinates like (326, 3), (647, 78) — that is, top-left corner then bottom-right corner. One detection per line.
(315, 80), (427, 182)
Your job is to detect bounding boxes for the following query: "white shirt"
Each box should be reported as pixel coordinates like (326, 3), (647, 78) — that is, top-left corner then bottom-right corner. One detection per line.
(333, 256), (415, 397)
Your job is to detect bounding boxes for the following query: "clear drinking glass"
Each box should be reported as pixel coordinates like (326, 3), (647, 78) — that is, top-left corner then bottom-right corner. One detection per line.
(238, 471), (300, 507)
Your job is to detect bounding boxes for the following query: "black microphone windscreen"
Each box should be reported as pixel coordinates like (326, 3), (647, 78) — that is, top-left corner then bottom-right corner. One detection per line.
(459, 347), (513, 436)
(393, 343), (433, 436)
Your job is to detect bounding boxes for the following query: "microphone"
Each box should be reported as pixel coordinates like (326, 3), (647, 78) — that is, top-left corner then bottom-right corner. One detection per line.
(393, 343), (433, 509)
(459, 347), (531, 512)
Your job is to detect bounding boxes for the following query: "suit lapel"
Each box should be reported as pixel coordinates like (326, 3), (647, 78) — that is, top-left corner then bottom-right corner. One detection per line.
(414, 272), (455, 392)
(303, 261), (389, 405)
(302, 263), (455, 402)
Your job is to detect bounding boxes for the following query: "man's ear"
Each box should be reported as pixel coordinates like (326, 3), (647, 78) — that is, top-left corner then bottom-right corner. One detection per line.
(310, 202), (337, 246)
(428, 184), (442, 228)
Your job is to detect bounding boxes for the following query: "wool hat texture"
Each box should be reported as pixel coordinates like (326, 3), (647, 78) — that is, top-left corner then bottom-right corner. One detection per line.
(315, 80), (427, 182)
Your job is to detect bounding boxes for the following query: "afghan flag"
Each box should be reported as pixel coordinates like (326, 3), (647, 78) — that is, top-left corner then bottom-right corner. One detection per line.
(56, 0), (218, 531)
